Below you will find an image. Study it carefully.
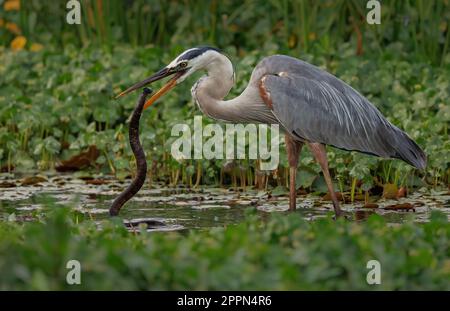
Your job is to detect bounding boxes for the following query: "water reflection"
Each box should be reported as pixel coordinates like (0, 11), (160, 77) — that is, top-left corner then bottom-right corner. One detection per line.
(0, 174), (448, 231)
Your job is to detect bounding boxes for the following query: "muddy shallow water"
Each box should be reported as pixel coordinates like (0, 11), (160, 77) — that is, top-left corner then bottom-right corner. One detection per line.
(0, 173), (449, 231)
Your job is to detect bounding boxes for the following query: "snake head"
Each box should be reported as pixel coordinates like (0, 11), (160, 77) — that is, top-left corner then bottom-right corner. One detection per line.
(143, 87), (153, 95)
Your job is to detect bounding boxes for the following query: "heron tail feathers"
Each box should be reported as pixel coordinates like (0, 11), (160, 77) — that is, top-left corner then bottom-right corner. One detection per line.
(391, 129), (427, 170)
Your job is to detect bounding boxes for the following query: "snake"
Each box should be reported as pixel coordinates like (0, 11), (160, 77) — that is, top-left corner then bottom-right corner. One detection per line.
(110, 87), (152, 216)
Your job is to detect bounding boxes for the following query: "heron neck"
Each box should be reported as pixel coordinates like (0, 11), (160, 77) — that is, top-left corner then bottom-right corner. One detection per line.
(196, 54), (234, 99)
(192, 54), (252, 123)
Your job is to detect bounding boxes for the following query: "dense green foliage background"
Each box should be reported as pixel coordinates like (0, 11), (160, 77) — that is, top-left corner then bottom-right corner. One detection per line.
(0, 0), (449, 194)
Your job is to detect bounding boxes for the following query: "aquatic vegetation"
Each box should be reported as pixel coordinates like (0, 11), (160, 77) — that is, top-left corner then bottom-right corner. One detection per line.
(0, 43), (448, 195)
(0, 207), (448, 290)
(12, 1), (450, 66)
(1, 174), (448, 225)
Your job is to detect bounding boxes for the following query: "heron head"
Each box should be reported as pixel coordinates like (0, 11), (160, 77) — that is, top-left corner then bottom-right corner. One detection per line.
(115, 46), (223, 110)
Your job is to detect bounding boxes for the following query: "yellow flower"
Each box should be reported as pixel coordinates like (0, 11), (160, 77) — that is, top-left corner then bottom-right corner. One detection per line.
(288, 34), (297, 49)
(6, 22), (21, 35)
(0, 19), (4, 27)
(30, 43), (43, 52)
(11, 36), (26, 51)
(4, 0), (20, 11)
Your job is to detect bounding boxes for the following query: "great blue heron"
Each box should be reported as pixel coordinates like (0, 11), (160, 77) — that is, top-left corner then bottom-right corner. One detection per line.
(116, 46), (427, 217)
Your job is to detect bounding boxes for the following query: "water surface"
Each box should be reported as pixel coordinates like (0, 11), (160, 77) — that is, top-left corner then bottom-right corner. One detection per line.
(1, 173), (448, 231)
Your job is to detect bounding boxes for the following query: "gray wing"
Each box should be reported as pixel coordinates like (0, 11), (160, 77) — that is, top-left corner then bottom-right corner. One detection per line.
(258, 55), (426, 169)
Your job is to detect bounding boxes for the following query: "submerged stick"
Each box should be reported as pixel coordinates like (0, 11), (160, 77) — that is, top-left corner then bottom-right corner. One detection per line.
(110, 87), (153, 216)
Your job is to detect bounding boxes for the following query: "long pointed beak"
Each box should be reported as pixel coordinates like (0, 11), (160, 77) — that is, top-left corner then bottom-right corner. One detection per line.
(115, 68), (187, 110)
(115, 67), (173, 99)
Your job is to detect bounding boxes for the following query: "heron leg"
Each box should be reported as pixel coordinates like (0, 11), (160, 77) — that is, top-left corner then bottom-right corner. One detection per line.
(285, 134), (303, 211)
(307, 142), (342, 217)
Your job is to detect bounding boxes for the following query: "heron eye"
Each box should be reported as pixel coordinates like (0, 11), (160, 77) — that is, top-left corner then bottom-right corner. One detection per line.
(179, 62), (188, 68)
